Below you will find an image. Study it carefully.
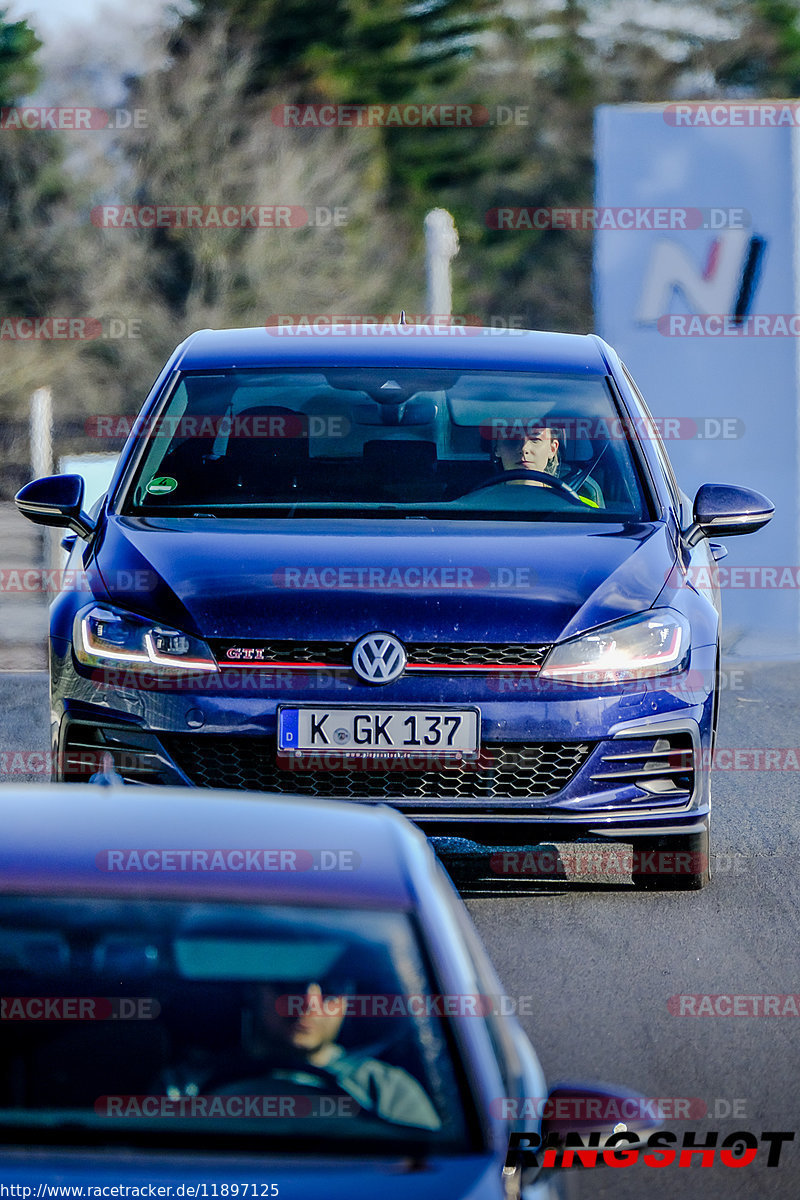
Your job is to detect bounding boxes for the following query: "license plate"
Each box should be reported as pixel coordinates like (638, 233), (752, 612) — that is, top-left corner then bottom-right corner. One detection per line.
(277, 706), (479, 756)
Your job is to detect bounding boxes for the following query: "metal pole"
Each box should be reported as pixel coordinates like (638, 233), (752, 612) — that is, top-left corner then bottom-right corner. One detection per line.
(424, 209), (459, 317)
(29, 386), (54, 568)
(30, 386), (52, 481)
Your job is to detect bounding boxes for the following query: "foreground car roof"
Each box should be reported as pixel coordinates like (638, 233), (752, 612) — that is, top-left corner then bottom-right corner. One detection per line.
(0, 785), (421, 907)
(173, 325), (611, 373)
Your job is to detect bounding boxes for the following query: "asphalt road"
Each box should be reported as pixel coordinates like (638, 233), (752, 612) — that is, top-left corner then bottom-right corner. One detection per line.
(1, 661), (799, 1196)
(466, 659), (800, 1197)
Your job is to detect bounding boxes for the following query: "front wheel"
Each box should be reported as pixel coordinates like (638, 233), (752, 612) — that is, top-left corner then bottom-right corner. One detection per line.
(630, 820), (710, 890)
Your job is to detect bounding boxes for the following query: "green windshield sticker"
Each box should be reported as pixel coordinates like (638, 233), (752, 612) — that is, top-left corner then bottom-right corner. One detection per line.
(146, 476), (178, 495)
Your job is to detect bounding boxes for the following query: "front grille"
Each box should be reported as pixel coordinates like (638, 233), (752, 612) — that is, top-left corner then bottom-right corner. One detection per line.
(161, 735), (592, 799)
(210, 640), (549, 670)
(405, 643), (548, 668)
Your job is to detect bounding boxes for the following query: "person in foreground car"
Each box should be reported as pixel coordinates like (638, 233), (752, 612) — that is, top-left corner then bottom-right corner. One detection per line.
(165, 974), (442, 1130)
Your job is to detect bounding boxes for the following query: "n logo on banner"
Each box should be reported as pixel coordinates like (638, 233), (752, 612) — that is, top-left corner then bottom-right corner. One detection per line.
(636, 229), (766, 324)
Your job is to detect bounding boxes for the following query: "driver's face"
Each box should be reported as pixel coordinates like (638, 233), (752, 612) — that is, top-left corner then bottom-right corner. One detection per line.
(256, 981), (346, 1057)
(496, 428), (558, 473)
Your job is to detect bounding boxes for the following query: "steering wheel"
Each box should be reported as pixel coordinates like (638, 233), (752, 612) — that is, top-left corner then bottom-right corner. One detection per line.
(458, 468), (589, 506)
(207, 1066), (355, 1102)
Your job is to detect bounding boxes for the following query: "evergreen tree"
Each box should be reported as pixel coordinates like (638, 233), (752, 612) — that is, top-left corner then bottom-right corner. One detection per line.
(175, 0), (489, 101)
(171, 0), (497, 214)
(714, 0), (800, 94)
(0, 9), (90, 490)
(444, 0), (599, 331)
(0, 10), (39, 104)
(0, 9), (77, 320)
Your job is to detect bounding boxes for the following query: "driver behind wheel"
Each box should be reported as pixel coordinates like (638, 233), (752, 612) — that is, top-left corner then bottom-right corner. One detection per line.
(494, 425), (600, 507)
(495, 424), (561, 477)
(164, 976), (441, 1131)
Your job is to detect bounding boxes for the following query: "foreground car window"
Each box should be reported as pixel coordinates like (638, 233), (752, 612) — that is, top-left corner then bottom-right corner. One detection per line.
(120, 368), (649, 520)
(0, 899), (471, 1153)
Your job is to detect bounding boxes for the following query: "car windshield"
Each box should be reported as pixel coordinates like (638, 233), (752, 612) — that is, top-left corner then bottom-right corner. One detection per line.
(0, 898), (473, 1154)
(120, 368), (650, 520)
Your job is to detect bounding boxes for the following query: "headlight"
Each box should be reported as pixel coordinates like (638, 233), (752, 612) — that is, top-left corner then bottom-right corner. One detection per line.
(74, 604), (218, 675)
(539, 610), (690, 684)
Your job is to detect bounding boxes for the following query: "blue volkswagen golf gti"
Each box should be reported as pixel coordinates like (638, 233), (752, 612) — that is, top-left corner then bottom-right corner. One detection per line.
(16, 325), (773, 889)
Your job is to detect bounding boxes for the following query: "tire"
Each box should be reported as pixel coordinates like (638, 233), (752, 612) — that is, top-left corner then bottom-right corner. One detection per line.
(630, 820), (710, 890)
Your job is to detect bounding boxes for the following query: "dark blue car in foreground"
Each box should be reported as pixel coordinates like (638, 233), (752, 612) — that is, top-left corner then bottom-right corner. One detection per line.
(0, 784), (656, 1196)
(16, 324), (773, 888)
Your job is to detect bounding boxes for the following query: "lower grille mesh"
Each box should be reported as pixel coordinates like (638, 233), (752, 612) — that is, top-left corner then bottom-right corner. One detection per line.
(161, 735), (593, 799)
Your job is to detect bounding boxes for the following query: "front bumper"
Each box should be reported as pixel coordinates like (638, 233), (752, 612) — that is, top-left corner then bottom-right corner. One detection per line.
(51, 637), (715, 884)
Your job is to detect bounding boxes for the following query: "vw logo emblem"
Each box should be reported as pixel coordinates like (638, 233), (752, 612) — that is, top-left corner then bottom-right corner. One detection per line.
(352, 632), (407, 685)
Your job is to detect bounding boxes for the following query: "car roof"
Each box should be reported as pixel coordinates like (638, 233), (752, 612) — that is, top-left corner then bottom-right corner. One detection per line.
(0, 785), (424, 908)
(172, 325), (611, 374)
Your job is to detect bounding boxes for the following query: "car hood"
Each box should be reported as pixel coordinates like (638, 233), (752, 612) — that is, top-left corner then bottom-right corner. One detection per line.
(94, 516), (676, 645)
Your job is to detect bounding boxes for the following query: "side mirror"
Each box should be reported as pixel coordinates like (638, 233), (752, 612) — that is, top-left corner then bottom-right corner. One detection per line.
(516, 1081), (663, 1182)
(15, 474), (96, 540)
(539, 1082), (663, 1141)
(685, 483), (773, 546)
